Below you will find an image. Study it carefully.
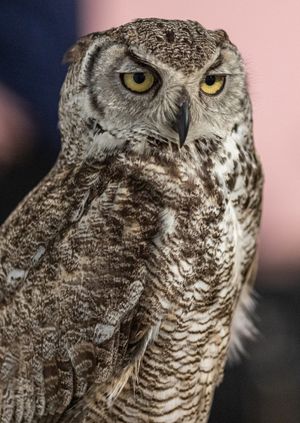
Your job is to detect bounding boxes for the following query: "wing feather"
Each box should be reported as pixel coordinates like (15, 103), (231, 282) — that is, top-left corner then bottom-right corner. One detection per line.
(0, 168), (164, 421)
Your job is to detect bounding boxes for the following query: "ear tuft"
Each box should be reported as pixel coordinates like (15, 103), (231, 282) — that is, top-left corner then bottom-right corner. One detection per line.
(62, 32), (99, 64)
(214, 29), (230, 45)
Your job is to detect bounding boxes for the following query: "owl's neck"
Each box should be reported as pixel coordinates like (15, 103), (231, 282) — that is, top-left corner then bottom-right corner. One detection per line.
(59, 110), (253, 201)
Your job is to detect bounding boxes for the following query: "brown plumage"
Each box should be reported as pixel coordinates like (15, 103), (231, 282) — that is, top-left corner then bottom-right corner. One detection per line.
(0, 18), (263, 422)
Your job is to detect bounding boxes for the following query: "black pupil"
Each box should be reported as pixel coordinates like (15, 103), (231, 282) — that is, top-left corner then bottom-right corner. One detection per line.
(133, 73), (146, 84)
(205, 75), (216, 86)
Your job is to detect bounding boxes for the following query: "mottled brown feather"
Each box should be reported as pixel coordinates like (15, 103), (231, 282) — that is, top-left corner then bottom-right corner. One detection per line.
(0, 18), (263, 423)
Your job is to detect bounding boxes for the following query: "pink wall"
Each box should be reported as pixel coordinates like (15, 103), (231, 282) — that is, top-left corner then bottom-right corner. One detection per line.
(81, 0), (300, 269)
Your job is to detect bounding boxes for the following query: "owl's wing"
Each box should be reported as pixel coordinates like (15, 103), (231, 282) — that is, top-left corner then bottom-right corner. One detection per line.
(0, 177), (168, 422)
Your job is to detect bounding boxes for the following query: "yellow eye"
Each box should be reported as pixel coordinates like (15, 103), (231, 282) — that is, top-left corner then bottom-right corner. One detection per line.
(200, 75), (226, 96)
(122, 72), (155, 93)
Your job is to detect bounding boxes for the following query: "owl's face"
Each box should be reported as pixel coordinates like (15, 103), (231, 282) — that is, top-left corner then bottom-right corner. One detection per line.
(61, 19), (250, 158)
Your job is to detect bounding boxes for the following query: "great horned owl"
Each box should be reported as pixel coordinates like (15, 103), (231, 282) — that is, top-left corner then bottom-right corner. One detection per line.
(0, 18), (263, 423)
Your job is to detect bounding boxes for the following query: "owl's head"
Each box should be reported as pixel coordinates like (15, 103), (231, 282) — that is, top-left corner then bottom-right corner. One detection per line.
(59, 18), (250, 163)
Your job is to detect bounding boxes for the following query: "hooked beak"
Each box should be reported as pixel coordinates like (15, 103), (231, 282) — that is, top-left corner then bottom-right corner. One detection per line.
(172, 100), (190, 148)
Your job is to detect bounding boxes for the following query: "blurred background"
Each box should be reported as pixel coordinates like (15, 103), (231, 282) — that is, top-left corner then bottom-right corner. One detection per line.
(0, 1), (299, 421)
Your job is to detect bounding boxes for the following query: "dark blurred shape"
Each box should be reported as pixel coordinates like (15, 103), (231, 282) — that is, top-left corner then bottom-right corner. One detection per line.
(209, 276), (300, 423)
(0, 0), (78, 222)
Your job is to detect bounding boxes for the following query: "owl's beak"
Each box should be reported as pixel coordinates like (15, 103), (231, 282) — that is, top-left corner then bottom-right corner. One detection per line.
(172, 100), (190, 148)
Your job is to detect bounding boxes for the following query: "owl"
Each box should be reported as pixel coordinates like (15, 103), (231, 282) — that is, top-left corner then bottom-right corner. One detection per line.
(0, 18), (263, 423)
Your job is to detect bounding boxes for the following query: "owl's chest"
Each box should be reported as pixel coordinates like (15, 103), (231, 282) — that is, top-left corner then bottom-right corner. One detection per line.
(132, 305), (230, 422)
(104, 182), (254, 422)
(112, 286), (235, 423)
(156, 179), (247, 299)
(113, 202), (247, 422)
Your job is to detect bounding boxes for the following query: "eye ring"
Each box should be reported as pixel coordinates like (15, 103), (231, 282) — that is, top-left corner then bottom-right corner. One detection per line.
(121, 71), (155, 94)
(200, 74), (226, 96)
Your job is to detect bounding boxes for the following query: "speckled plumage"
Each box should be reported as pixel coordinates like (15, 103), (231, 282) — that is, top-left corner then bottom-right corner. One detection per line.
(0, 18), (263, 423)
